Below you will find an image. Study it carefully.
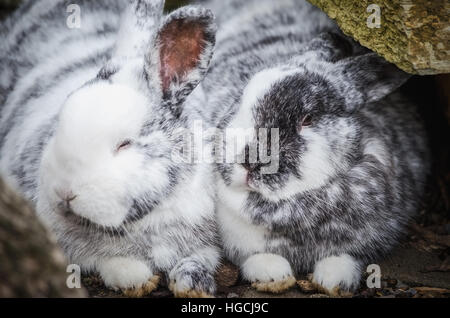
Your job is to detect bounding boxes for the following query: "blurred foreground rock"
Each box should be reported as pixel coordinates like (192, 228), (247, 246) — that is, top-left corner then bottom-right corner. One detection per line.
(0, 178), (86, 297)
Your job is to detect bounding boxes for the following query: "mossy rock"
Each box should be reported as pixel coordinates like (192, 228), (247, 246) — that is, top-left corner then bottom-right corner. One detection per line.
(307, 0), (450, 75)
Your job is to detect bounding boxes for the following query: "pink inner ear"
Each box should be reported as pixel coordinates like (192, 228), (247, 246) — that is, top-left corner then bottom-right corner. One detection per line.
(159, 19), (206, 92)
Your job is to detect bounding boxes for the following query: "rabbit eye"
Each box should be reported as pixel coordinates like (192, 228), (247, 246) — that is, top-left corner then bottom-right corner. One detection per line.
(117, 140), (133, 152)
(301, 114), (313, 127)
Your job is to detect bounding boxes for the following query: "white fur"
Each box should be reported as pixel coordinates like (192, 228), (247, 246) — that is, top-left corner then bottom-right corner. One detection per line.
(97, 257), (153, 290)
(217, 178), (268, 264)
(241, 253), (293, 282)
(39, 83), (149, 227)
(312, 254), (361, 291)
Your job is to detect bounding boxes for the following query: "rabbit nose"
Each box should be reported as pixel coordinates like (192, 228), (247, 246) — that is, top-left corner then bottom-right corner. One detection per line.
(65, 194), (77, 203)
(55, 189), (77, 203)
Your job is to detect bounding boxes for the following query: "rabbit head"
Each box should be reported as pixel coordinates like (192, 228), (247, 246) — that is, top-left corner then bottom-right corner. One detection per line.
(218, 34), (410, 202)
(37, 1), (216, 228)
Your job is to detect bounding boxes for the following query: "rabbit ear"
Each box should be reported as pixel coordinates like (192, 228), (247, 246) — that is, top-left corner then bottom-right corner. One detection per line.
(114, 0), (165, 59)
(329, 53), (411, 112)
(294, 32), (354, 64)
(149, 6), (216, 109)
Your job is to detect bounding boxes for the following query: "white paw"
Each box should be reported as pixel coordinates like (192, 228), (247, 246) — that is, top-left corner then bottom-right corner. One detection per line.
(312, 254), (361, 295)
(97, 257), (154, 292)
(241, 253), (296, 293)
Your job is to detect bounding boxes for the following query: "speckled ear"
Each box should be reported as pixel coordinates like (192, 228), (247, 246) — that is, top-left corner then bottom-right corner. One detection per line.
(330, 53), (411, 112)
(294, 32), (354, 65)
(155, 6), (217, 107)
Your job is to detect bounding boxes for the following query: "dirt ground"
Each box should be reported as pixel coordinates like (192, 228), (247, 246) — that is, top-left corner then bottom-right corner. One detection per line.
(80, 226), (450, 298)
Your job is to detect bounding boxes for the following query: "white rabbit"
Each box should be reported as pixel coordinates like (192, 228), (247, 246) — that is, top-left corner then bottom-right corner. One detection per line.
(0, 0), (219, 297)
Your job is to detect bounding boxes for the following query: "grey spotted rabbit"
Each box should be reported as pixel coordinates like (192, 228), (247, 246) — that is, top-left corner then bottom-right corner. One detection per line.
(0, 0), (219, 297)
(197, 0), (429, 295)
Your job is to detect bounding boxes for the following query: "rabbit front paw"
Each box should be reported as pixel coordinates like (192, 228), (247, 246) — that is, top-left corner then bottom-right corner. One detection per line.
(169, 258), (215, 298)
(311, 254), (361, 297)
(242, 253), (296, 293)
(98, 257), (159, 297)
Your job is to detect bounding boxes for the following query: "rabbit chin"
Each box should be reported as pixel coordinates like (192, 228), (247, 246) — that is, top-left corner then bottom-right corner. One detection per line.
(38, 174), (131, 228)
(229, 168), (336, 203)
(36, 185), (130, 229)
(67, 192), (129, 228)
